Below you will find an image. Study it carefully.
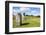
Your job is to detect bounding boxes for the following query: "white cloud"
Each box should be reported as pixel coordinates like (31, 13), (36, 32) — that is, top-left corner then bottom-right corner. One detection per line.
(20, 7), (30, 13)
(13, 8), (20, 13)
(20, 7), (27, 13)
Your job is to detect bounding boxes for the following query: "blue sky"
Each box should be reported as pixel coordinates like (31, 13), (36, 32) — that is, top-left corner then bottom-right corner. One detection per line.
(13, 7), (40, 16)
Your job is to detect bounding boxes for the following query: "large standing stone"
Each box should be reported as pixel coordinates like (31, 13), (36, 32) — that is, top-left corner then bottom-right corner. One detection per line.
(16, 13), (22, 26)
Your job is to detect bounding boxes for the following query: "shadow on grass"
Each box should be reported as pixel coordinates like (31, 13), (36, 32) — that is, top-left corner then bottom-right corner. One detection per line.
(21, 23), (29, 26)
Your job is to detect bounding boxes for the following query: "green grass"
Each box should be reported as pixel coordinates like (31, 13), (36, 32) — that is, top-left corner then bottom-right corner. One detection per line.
(13, 16), (40, 28)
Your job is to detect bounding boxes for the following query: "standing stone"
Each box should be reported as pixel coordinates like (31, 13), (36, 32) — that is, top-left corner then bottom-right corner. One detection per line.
(16, 13), (20, 26)
(16, 13), (22, 26)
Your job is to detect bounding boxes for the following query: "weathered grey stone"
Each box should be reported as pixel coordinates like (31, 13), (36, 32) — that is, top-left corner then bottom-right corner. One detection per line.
(16, 13), (21, 26)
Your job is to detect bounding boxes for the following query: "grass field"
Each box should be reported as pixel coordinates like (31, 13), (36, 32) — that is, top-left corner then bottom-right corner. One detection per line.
(13, 16), (40, 28)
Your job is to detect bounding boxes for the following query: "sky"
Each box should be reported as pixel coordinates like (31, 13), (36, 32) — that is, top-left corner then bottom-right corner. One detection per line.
(13, 7), (40, 16)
